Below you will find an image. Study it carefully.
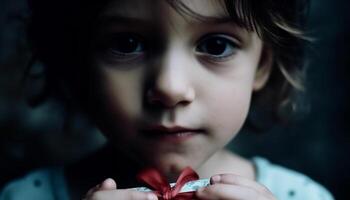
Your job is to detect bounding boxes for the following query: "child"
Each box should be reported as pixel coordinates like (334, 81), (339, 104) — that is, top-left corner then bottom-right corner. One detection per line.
(0, 0), (334, 200)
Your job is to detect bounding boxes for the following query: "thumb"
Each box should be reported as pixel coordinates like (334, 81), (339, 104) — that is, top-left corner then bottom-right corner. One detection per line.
(84, 178), (117, 199)
(99, 178), (117, 190)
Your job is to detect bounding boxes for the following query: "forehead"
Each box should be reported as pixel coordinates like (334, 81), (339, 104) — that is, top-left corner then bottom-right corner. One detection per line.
(101, 0), (228, 20)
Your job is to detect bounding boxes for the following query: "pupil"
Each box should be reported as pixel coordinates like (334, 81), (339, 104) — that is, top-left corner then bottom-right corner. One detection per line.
(207, 38), (226, 55)
(117, 37), (138, 53)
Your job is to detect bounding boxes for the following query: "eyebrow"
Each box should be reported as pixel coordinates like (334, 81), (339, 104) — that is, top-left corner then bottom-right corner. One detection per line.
(97, 14), (236, 26)
(189, 15), (235, 24)
(96, 15), (155, 26)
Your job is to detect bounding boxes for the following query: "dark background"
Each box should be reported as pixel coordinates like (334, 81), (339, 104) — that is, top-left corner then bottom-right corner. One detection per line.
(0, 0), (349, 199)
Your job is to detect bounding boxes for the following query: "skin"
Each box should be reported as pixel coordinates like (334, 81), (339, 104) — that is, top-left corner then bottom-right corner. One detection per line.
(83, 0), (276, 199)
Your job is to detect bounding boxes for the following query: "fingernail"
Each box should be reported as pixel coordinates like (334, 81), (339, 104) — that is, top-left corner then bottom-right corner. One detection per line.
(147, 193), (157, 200)
(210, 175), (221, 184)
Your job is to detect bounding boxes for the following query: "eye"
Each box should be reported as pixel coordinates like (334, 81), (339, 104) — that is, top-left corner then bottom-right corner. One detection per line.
(196, 34), (238, 60)
(100, 33), (145, 62)
(110, 34), (144, 53)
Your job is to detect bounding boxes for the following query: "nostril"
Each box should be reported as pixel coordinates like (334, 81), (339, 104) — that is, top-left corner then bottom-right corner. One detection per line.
(146, 87), (194, 108)
(146, 89), (176, 107)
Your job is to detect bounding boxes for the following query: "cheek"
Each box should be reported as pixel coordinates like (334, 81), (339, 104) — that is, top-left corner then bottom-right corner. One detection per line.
(93, 68), (144, 135)
(202, 77), (254, 139)
(103, 70), (142, 115)
(216, 91), (250, 132)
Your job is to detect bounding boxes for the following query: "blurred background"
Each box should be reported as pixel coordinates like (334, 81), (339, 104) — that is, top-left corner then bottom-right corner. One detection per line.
(0, 0), (349, 199)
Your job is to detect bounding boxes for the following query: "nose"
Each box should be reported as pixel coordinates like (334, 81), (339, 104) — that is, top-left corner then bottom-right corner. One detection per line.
(147, 47), (195, 108)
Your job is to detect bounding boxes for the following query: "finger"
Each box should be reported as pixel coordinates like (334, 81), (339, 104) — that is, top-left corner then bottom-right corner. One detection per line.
(210, 174), (271, 194)
(99, 178), (117, 190)
(85, 178), (117, 198)
(90, 189), (158, 200)
(85, 184), (101, 197)
(196, 184), (263, 200)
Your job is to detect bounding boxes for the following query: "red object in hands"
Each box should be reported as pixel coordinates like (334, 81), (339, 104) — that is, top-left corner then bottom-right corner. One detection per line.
(137, 167), (199, 200)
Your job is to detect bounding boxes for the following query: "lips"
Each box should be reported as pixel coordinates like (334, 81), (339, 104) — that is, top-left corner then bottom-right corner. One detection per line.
(140, 125), (203, 142)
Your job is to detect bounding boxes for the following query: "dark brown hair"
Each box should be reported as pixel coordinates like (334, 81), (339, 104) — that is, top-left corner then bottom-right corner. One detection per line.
(27, 0), (310, 128)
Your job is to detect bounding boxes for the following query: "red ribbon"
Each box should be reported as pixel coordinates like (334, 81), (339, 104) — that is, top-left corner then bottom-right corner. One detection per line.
(137, 167), (199, 200)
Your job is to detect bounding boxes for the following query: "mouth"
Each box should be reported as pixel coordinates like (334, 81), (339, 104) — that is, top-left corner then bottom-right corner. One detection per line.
(140, 125), (204, 143)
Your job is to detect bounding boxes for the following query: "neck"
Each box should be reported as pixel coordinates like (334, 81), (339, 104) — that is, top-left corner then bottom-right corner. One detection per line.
(196, 149), (256, 180)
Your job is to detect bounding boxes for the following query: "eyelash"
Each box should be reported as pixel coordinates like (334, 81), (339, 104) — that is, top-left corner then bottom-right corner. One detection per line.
(98, 33), (146, 62)
(195, 34), (240, 61)
(97, 33), (239, 63)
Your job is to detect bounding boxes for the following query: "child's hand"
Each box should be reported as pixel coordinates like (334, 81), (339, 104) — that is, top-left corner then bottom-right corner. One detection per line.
(196, 174), (277, 200)
(83, 178), (158, 200)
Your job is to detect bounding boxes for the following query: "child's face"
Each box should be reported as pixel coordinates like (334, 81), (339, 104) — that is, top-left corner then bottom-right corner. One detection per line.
(90, 0), (271, 175)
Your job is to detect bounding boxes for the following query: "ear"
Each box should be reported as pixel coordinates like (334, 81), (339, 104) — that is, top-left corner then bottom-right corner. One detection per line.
(253, 45), (273, 91)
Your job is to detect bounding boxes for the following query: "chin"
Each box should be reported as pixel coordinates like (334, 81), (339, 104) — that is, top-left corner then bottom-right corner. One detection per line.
(149, 154), (199, 181)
